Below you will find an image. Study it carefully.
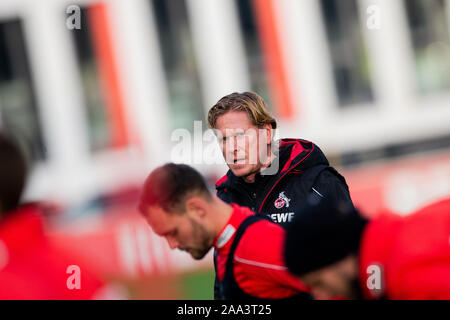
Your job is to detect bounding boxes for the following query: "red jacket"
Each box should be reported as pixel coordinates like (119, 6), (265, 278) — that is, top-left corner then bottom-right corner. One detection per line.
(0, 204), (105, 299)
(359, 198), (450, 299)
(214, 204), (309, 299)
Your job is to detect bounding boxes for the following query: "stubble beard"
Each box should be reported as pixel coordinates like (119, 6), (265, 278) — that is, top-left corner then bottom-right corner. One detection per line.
(186, 217), (214, 260)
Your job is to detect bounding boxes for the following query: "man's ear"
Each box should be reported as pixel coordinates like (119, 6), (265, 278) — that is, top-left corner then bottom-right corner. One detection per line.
(262, 123), (273, 145)
(185, 197), (208, 219)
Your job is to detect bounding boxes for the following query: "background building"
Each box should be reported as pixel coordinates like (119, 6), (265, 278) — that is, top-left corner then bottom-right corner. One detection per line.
(0, 0), (449, 298)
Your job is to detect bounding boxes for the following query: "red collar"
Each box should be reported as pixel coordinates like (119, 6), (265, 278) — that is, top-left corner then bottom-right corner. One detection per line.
(213, 204), (253, 250)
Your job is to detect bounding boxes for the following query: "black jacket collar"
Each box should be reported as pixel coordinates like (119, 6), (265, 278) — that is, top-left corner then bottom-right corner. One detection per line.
(216, 138), (329, 192)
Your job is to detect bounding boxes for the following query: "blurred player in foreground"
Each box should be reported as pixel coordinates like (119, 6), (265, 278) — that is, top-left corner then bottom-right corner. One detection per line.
(0, 132), (107, 299)
(284, 198), (450, 300)
(138, 163), (311, 300)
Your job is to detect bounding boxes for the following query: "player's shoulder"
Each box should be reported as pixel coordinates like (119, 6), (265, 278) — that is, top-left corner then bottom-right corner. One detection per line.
(236, 218), (285, 258)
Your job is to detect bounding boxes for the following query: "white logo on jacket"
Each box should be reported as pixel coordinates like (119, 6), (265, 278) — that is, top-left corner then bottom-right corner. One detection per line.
(270, 212), (295, 223)
(274, 191), (290, 209)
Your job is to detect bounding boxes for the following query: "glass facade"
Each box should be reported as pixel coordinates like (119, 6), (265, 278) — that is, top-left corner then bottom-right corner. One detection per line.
(320, 0), (374, 107)
(404, 0), (450, 94)
(0, 19), (45, 162)
(151, 0), (204, 131)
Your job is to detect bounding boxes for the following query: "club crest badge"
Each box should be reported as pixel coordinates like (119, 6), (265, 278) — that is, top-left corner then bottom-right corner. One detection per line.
(274, 191), (290, 209)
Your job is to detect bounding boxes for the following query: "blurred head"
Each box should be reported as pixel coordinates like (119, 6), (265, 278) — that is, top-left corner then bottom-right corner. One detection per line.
(138, 163), (215, 260)
(284, 199), (368, 299)
(0, 132), (27, 217)
(207, 92), (276, 182)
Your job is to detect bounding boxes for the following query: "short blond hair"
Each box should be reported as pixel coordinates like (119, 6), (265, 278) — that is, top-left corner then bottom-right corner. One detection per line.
(207, 92), (277, 129)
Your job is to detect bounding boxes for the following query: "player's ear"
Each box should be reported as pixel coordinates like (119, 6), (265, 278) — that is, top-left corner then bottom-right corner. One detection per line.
(185, 197), (207, 218)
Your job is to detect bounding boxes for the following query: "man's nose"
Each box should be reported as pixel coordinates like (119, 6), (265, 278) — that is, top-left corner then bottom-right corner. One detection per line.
(166, 236), (179, 250)
(226, 137), (238, 151)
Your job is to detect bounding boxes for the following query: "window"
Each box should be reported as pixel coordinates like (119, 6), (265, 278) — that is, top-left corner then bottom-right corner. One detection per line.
(320, 0), (374, 106)
(234, 0), (271, 107)
(72, 7), (109, 152)
(404, 0), (450, 94)
(0, 19), (45, 162)
(151, 0), (204, 131)
(71, 5), (127, 152)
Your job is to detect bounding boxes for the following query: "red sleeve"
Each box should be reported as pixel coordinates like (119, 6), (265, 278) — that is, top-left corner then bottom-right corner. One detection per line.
(233, 220), (310, 299)
(391, 265), (450, 300)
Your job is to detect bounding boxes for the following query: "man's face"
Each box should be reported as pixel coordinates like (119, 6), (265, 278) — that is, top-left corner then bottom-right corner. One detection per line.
(300, 258), (360, 300)
(142, 205), (213, 260)
(215, 111), (271, 181)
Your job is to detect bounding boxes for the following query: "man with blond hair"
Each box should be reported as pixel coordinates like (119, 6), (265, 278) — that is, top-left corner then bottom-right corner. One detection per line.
(208, 91), (355, 299)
